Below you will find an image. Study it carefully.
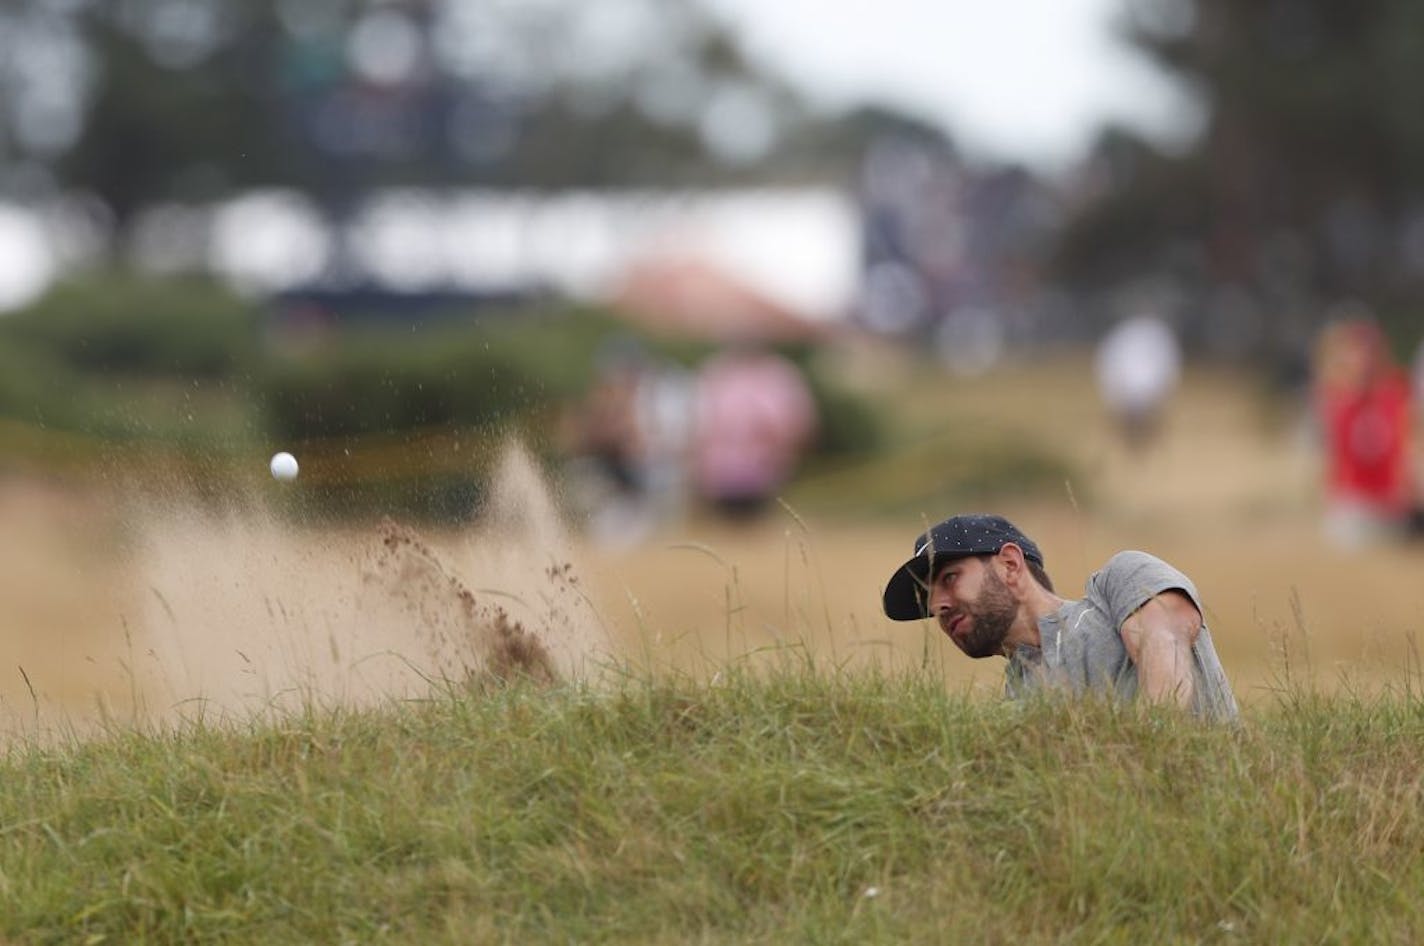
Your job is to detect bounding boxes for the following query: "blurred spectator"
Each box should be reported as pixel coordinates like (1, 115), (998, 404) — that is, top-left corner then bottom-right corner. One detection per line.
(639, 358), (697, 523)
(691, 346), (818, 520)
(561, 336), (693, 546)
(1312, 317), (1414, 547)
(1094, 314), (1181, 451)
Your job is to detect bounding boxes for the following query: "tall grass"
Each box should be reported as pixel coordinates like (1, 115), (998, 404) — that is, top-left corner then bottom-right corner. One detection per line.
(2, 664), (1422, 944)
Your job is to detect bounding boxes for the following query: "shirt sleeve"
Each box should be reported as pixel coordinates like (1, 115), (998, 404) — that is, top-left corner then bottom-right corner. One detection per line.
(1089, 550), (1204, 632)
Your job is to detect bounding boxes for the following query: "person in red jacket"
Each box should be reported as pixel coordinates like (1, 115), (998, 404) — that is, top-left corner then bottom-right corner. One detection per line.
(1313, 317), (1414, 546)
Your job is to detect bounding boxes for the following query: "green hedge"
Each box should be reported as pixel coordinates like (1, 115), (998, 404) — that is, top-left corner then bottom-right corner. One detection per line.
(0, 275), (885, 521)
(0, 339), (69, 421)
(0, 271), (260, 379)
(261, 333), (538, 440)
(794, 351), (884, 460)
(258, 308), (636, 441)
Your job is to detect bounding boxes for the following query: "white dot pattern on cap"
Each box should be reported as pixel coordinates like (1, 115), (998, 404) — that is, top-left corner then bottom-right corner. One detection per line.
(884, 513), (1043, 621)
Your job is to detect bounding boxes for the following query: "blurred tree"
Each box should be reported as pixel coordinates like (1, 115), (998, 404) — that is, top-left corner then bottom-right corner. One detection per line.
(1054, 0), (1424, 357)
(0, 0), (821, 238)
(53, 2), (282, 225)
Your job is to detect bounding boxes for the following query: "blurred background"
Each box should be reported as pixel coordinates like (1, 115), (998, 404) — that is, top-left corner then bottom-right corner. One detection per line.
(4, 0), (1424, 717)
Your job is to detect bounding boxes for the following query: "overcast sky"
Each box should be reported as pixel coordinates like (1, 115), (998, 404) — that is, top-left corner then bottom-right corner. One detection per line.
(704, 0), (1202, 173)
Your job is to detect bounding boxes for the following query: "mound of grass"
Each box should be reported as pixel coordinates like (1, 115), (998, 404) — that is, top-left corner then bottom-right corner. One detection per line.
(2, 670), (1422, 943)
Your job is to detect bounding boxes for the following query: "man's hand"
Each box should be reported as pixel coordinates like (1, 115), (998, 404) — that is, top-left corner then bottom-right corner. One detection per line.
(1119, 590), (1201, 709)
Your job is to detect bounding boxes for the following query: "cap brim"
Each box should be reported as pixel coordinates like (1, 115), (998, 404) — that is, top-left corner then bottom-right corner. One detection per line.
(882, 555), (933, 621)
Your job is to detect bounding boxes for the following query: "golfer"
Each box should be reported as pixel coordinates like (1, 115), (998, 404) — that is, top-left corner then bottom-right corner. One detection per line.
(882, 514), (1238, 720)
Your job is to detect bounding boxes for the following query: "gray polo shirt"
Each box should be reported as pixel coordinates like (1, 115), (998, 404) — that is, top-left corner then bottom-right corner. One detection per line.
(1004, 550), (1239, 721)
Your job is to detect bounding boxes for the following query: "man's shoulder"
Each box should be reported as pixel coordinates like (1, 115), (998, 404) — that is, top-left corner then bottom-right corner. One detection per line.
(1087, 550), (1201, 621)
(1090, 550), (1187, 589)
(1099, 549), (1174, 573)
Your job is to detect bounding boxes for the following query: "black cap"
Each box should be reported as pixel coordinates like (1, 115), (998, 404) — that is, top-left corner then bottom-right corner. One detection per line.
(881, 514), (1044, 621)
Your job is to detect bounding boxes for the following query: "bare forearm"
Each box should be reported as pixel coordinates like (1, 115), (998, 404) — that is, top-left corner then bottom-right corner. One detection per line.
(1136, 634), (1195, 708)
(1120, 590), (1202, 711)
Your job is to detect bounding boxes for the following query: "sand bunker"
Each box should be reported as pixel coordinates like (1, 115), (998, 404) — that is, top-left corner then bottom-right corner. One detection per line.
(118, 440), (613, 727)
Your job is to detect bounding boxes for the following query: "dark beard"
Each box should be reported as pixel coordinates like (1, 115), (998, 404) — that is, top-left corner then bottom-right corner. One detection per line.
(955, 567), (1018, 659)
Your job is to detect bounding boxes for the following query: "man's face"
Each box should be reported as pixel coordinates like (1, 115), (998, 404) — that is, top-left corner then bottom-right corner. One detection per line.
(927, 555), (1018, 658)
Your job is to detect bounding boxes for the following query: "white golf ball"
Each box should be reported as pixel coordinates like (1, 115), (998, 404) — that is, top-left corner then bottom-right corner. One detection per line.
(270, 451), (299, 481)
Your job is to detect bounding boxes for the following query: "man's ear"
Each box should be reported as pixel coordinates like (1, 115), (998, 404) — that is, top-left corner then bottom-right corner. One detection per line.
(995, 542), (1028, 587)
